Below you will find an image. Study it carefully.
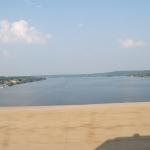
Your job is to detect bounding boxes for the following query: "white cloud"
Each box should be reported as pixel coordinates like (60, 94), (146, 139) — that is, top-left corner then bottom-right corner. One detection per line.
(118, 38), (145, 48)
(77, 23), (84, 28)
(0, 19), (51, 44)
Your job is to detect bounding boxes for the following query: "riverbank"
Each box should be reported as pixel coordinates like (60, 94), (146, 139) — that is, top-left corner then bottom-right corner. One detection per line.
(0, 76), (46, 88)
(0, 102), (150, 150)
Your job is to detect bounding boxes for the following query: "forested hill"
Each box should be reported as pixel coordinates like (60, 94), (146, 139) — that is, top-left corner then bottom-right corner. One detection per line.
(47, 70), (150, 78)
(101, 70), (150, 77)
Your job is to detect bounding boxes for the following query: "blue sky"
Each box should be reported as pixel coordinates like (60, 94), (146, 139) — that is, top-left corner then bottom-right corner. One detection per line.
(0, 0), (150, 75)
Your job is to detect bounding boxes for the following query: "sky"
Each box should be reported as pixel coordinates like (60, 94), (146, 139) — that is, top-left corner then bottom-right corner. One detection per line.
(0, 0), (150, 75)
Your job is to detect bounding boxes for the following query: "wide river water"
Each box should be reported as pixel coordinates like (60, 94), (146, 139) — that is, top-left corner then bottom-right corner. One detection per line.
(0, 77), (150, 106)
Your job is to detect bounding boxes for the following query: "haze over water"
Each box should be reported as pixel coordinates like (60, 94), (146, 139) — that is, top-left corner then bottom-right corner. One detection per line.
(0, 77), (150, 106)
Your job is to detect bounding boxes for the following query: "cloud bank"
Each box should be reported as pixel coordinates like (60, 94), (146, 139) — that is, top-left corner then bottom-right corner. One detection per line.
(119, 38), (145, 48)
(0, 19), (51, 44)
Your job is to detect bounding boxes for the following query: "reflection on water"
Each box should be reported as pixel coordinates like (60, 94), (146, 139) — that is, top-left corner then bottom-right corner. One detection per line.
(0, 77), (150, 106)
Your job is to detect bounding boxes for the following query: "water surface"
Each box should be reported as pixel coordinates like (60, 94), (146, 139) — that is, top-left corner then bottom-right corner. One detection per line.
(0, 77), (150, 106)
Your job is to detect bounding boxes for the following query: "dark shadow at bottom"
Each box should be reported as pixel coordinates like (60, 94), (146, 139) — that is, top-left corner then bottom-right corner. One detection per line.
(95, 134), (150, 150)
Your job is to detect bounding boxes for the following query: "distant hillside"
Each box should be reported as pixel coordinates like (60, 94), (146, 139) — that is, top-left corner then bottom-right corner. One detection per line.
(101, 70), (150, 77)
(47, 70), (150, 78)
